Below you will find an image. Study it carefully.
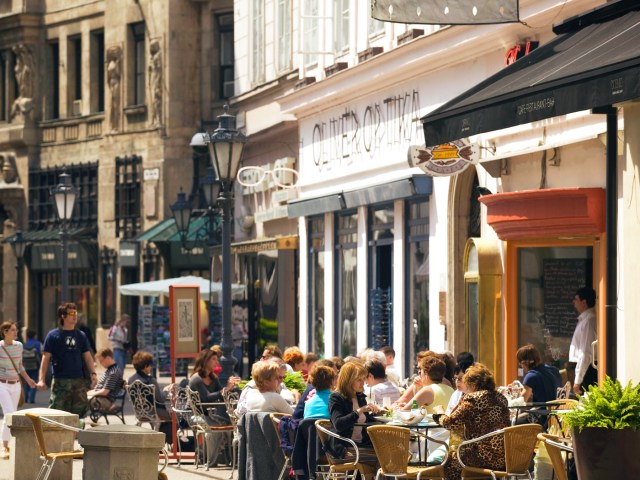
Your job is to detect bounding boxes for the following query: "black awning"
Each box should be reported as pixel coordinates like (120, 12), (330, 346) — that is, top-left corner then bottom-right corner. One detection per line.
(422, 0), (640, 146)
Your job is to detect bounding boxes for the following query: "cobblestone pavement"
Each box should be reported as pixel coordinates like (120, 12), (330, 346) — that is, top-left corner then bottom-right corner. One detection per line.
(0, 365), (235, 480)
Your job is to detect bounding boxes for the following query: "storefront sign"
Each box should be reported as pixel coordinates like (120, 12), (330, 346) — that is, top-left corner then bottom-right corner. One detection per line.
(310, 90), (423, 171)
(30, 242), (96, 271)
(169, 243), (208, 269)
(372, 0), (519, 25)
(408, 141), (479, 176)
(119, 241), (139, 268)
(504, 41), (539, 66)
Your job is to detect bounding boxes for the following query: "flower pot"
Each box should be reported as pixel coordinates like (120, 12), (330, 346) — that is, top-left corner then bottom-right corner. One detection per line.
(572, 427), (640, 479)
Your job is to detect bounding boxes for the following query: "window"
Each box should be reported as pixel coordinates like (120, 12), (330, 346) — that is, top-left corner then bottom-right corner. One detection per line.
(115, 155), (142, 239)
(335, 210), (358, 357)
(406, 199), (429, 374)
(308, 216), (325, 354)
(276, 0), (292, 72)
(45, 42), (60, 119)
(302, 0), (319, 67)
(333, 0), (349, 54)
(217, 14), (235, 99)
(0, 53), (6, 121)
(368, 204), (394, 350)
(90, 30), (105, 113)
(68, 36), (82, 115)
(251, 0), (265, 84)
(368, 16), (385, 38)
(130, 22), (146, 105)
(28, 163), (98, 231)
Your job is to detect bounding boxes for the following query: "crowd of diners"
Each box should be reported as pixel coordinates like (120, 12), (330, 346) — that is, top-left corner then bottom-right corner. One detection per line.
(173, 342), (562, 478)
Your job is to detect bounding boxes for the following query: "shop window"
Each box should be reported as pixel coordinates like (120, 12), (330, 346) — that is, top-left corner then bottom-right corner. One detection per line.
(516, 246), (593, 371)
(115, 155), (142, 239)
(368, 204), (394, 350)
(251, 0), (265, 85)
(276, 0), (292, 72)
(406, 199), (429, 374)
(308, 216), (325, 354)
(90, 30), (105, 113)
(333, 0), (349, 55)
(335, 210), (357, 357)
(217, 13), (235, 99)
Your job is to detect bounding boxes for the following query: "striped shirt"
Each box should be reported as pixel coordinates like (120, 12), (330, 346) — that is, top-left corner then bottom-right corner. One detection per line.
(94, 364), (123, 401)
(0, 340), (25, 381)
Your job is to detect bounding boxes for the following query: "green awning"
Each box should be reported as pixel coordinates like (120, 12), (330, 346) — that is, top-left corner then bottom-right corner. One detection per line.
(3, 227), (96, 244)
(135, 215), (220, 244)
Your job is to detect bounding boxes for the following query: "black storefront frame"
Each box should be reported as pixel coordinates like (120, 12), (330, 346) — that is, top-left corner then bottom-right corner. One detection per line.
(334, 209), (358, 357)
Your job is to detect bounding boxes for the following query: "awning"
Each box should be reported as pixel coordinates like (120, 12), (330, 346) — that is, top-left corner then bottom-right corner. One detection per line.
(119, 275), (245, 297)
(422, 0), (640, 146)
(135, 216), (218, 244)
(3, 226), (97, 244)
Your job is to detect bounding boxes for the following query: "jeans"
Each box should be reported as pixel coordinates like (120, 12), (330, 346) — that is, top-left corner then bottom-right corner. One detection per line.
(24, 369), (39, 403)
(113, 348), (127, 373)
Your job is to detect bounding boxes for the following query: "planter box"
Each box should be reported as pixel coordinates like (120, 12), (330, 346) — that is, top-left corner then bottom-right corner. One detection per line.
(573, 427), (640, 480)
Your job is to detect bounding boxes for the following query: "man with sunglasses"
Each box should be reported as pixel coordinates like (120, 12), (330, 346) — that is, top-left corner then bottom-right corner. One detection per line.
(37, 302), (97, 416)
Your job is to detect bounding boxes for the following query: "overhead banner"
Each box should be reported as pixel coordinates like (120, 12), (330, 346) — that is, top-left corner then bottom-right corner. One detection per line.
(371, 0), (519, 25)
(408, 141), (479, 176)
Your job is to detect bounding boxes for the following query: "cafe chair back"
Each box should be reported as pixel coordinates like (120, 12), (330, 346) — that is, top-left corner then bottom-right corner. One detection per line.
(314, 419), (374, 480)
(538, 433), (574, 480)
(458, 423), (542, 479)
(545, 399), (578, 438)
(88, 378), (127, 425)
(270, 412), (294, 480)
(127, 380), (165, 430)
(25, 412), (84, 480)
(367, 425), (446, 480)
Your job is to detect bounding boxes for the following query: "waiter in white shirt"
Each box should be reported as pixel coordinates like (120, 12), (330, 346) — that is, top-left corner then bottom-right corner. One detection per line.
(569, 287), (598, 394)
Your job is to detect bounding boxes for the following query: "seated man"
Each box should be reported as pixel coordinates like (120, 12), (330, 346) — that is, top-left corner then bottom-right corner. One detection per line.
(365, 359), (400, 405)
(88, 348), (123, 409)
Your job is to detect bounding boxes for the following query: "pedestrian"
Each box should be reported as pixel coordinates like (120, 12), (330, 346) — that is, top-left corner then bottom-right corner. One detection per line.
(1, 321), (37, 458)
(22, 329), (42, 403)
(37, 303), (97, 417)
(108, 314), (130, 372)
(569, 287), (598, 394)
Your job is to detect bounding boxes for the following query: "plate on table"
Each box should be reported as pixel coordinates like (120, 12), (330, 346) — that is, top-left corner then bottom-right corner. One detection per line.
(373, 416), (392, 423)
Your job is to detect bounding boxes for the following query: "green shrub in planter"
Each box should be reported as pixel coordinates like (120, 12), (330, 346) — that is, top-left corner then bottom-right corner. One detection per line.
(563, 376), (640, 480)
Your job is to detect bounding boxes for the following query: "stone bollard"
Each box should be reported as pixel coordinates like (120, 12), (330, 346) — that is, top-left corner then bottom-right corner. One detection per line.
(77, 424), (165, 480)
(7, 407), (80, 480)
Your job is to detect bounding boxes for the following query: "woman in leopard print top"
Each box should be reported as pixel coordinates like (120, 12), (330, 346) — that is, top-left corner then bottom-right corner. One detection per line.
(433, 363), (510, 480)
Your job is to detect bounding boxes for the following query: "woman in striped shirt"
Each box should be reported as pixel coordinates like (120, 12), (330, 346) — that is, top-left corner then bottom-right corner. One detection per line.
(0, 321), (37, 459)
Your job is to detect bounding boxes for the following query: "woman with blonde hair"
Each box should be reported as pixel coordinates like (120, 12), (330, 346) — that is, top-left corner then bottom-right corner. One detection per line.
(244, 360), (293, 414)
(327, 361), (380, 467)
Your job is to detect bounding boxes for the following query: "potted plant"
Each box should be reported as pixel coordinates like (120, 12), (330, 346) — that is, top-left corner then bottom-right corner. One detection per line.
(563, 376), (640, 479)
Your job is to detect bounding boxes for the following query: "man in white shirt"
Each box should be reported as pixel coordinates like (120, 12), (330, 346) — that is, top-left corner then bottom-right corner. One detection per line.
(365, 359), (400, 405)
(380, 345), (402, 387)
(569, 287), (598, 394)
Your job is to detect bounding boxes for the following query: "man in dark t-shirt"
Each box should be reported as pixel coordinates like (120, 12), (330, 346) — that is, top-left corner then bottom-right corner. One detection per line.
(37, 302), (97, 416)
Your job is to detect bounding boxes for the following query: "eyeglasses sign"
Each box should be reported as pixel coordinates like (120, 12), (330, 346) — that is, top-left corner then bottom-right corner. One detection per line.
(237, 165), (299, 190)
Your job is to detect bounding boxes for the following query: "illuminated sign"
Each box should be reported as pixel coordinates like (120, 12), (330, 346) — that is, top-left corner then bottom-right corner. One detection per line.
(408, 140), (479, 176)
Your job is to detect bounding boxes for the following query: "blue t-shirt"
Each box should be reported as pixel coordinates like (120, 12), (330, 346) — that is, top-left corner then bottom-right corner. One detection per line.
(523, 364), (562, 403)
(303, 389), (332, 419)
(43, 328), (90, 379)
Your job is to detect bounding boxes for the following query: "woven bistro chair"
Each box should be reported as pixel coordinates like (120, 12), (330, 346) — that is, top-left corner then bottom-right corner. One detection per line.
(458, 424), (542, 479)
(270, 412), (293, 480)
(538, 433), (574, 480)
(545, 399), (578, 439)
(367, 425), (447, 480)
(315, 419), (376, 480)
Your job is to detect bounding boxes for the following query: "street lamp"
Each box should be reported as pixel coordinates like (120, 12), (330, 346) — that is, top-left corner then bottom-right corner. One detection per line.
(189, 105), (246, 383)
(51, 170), (77, 303)
(9, 230), (27, 330)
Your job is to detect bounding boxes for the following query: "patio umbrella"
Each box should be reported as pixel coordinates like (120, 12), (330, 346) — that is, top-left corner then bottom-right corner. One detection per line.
(118, 275), (245, 297)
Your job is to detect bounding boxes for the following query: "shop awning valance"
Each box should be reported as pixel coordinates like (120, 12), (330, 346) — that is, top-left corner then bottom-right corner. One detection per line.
(421, 0), (640, 146)
(135, 216), (216, 244)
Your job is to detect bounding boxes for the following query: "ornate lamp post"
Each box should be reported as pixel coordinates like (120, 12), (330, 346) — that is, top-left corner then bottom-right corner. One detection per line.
(9, 230), (27, 330)
(51, 171), (77, 303)
(188, 105), (246, 383)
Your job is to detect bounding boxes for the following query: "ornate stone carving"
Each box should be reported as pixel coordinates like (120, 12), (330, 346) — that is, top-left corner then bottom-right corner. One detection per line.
(0, 154), (19, 185)
(11, 44), (34, 121)
(148, 40), (162, 127)
(107, 45), (122, 132)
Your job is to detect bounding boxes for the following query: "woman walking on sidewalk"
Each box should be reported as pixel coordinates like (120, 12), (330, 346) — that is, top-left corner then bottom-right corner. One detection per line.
(0, 321), (37, 459)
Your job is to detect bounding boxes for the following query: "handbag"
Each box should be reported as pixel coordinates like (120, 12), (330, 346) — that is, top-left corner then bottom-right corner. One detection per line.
(1, 343), (26, 408)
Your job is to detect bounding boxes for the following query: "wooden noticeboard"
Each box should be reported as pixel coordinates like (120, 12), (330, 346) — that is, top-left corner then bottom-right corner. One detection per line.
(543, 259), (589, 337)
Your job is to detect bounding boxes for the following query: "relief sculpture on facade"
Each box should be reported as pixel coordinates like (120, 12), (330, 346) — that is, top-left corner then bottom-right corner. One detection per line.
(107, 45), (122, 132)
(149, 40), (162, 127)
(0, 154), (19, 185)
(11, 44), (34, 122)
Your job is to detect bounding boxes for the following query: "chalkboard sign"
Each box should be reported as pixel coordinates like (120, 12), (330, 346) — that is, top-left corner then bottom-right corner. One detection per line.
(543, 259), (588, 336)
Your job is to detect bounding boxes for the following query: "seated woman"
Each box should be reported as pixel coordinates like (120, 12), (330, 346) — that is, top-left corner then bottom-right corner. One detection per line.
(432, 363), (510, 480)
(399, 355), (454, 414)
(189, 349), (241, 467)
(128, 350), (171, 420)
(303, 365), (337, 419)
(244, 361), (294, 414)
(517, 344), (562, 403)
(327, 361), (380, 470)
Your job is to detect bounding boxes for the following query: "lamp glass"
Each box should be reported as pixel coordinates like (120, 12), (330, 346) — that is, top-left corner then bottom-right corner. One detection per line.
(171, 190), (192, 234)
(10, 231), (26, 259)
(201, 166), (221, 206)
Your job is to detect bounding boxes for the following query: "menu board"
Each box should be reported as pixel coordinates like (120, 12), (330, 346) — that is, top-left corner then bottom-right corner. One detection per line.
(543, 259), (588, 337)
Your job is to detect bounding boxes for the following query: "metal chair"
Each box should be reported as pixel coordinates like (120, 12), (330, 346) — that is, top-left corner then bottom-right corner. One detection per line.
(126, 380), (168, 431)
(367, 424), (447, 480)
(538, 433), (574, 480)
(458, 423), (542, 479)
(185, 387), (235, 470)
(88, 379), (127, 424)
(315, 419), (376, 480)
(25, 412), (84, 480)
(166, 383), (195, 467)
(270, 412), (293, 480)
(223, 389), (241, 479)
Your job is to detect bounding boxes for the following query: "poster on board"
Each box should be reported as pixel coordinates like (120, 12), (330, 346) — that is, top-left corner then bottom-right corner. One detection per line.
(169, 285), (200, 357)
